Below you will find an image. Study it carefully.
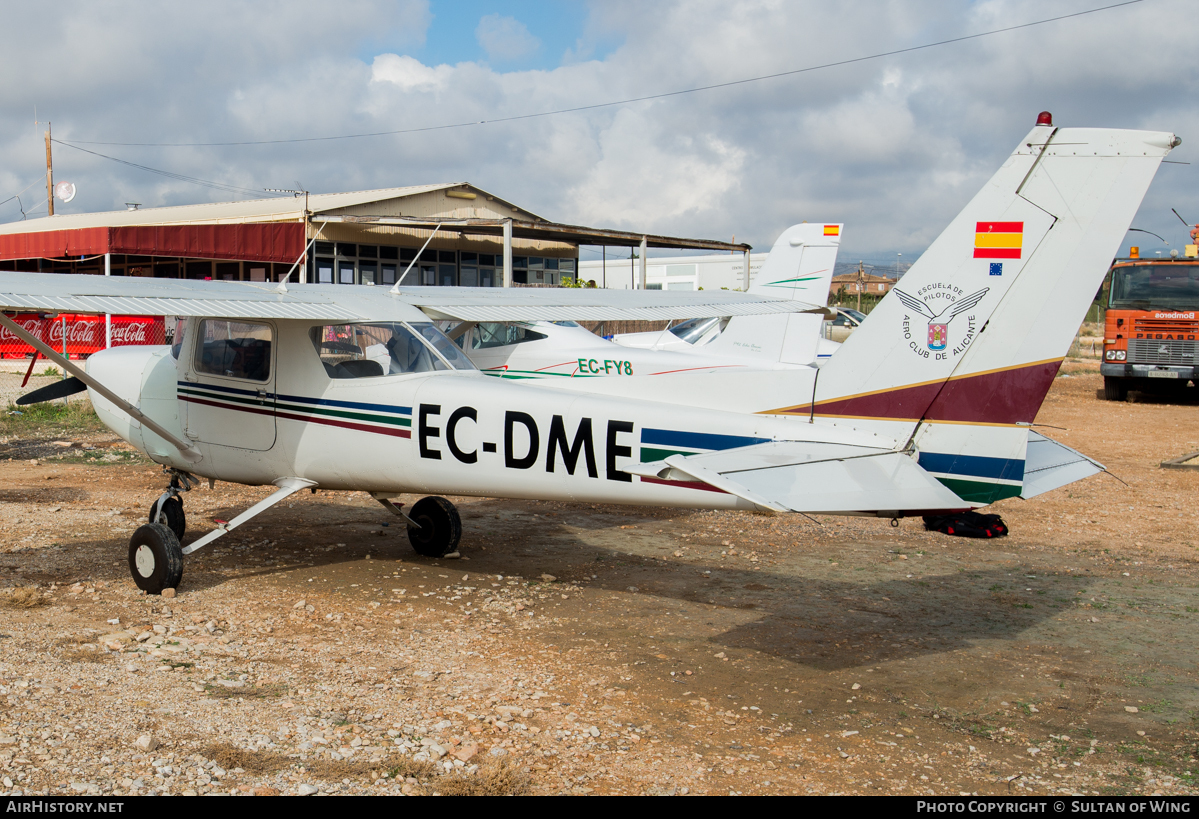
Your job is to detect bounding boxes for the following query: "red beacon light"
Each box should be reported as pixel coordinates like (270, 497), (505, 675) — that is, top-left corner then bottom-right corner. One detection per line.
(1036, 111), (1053, 126)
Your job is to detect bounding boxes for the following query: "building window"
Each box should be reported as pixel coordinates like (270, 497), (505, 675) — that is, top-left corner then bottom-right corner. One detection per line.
(339, 260), (355, 285)
(360, 261), (378, 285)
(315, 258), (333, 284)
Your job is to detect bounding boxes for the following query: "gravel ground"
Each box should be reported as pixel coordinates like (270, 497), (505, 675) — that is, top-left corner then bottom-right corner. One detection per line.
(0, 366), (1197, 796)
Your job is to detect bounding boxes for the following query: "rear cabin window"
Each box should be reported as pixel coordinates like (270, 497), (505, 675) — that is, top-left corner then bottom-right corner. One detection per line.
(194, 320), (272, 381)
(311, 322), (476, 379)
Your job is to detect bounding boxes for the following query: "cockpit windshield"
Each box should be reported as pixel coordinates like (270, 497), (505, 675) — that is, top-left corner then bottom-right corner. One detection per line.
(669, 316), (721, 344)
(311, 322), (476, 379)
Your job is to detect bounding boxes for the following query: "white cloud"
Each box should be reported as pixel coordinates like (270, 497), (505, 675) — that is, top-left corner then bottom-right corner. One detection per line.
(475, 14), (540, 63)
(372, 54), (453, 92)
(568, 110), (747, 226)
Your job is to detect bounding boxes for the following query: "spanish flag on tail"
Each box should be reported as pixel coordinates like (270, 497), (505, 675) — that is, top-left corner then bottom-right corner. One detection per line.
(973, 222), (1023, 259)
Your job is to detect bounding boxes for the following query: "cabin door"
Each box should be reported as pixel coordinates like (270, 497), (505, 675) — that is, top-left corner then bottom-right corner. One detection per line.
(180, 318), (277, 451)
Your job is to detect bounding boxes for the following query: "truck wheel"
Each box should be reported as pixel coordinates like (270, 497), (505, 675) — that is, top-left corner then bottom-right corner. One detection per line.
(1103, 377), (1128, 401)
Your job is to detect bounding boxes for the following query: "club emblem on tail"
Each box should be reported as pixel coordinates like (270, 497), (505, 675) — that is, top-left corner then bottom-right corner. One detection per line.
(895, 286), (989, 354)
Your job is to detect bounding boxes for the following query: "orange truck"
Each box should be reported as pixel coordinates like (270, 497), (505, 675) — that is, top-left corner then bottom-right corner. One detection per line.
(1101, 251), (1199, 400)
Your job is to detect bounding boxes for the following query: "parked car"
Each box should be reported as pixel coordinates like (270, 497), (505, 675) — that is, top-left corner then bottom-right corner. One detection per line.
(824, 307), (866, 342)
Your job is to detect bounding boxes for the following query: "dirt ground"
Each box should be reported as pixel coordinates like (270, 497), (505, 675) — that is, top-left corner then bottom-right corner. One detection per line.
(0, 365), (1197, 796)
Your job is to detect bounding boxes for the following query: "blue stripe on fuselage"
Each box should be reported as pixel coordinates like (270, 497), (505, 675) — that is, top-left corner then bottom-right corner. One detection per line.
(178, 381), (410, 415)
(641, 428), (770, 452)
(918, 452), (1025, 482)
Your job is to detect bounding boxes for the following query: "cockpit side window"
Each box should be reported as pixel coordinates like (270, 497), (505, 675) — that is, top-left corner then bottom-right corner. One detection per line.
(170, 318), (187, 360)
(311, 322), (477, 379)
(194, 320), (272, 381)
(471, 323), (548, 349)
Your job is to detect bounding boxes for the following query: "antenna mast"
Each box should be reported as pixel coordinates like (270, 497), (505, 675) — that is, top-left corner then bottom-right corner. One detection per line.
(44, 122), (54, 217)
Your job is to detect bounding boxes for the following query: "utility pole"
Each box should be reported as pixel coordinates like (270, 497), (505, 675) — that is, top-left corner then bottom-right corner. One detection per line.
(856, 261), (863, 312)
(44, 122), (54, 217)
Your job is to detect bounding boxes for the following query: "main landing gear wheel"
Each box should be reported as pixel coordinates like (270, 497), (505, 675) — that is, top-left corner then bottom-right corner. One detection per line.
(148, 496), (186, 541)
(407, 496), (462, 558)
(128, 523), (184, 595)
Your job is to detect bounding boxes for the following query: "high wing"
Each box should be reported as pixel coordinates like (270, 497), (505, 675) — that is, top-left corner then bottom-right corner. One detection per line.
(0, 273), (823, 322)
(392, 286), (826, 322)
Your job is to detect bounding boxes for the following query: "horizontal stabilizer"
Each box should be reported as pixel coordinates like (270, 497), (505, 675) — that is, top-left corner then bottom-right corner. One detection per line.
(628, 440), (967, 514)
(1020, 431), (1103, 499)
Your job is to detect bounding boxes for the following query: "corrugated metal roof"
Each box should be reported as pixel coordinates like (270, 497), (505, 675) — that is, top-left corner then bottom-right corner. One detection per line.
(0, 184), (465, 235)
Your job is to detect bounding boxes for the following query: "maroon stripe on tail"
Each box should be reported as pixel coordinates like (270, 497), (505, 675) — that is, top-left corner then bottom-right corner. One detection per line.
(639, 477), (728, 495)
(809, 360), (1061, 424)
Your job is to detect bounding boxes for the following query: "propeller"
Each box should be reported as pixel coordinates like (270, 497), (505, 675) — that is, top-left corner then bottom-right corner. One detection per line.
(16, 377), (88, 406)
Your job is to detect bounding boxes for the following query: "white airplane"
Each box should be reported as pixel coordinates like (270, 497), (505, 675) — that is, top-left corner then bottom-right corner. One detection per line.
(609, 222), (843, 361)
(3, 117), (1177, 599)
(455, 222), (843, 381)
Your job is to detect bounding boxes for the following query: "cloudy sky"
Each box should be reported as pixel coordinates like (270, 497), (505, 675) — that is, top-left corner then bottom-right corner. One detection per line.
(1, 0), (1195, 265)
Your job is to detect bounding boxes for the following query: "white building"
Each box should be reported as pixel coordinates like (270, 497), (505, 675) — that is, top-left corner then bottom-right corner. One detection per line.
(578, 252), (766, 291)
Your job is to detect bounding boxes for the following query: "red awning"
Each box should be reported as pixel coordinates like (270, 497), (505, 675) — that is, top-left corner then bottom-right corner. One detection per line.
(0, 223), (305, 264)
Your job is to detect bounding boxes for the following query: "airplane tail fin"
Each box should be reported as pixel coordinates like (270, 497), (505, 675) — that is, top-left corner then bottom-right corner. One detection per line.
(704, 223), (842, 364)
(747, 223), (842, 301)
(774, 119), (1177, 503)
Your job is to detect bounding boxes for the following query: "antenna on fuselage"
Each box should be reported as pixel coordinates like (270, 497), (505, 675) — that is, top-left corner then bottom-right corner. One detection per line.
(392, 224), (442, 293)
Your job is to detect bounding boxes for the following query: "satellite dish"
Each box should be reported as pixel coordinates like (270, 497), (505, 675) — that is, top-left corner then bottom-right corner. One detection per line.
(54, 181), (76, 203)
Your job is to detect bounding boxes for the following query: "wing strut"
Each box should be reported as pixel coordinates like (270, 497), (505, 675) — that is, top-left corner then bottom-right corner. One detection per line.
(181, 477), (317, 555)
(0, 312), (203, 464)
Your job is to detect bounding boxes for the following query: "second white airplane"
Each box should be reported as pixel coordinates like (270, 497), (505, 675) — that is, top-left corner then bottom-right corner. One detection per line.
(453, 222), (843, 380)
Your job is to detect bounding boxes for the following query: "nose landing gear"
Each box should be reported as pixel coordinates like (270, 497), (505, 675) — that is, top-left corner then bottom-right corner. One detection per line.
(132, 469), (197, 594)
(147, 470), (198, 542)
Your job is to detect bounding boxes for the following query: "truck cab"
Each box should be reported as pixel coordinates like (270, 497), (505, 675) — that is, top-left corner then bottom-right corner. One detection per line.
(1101, 256), (1199, 400)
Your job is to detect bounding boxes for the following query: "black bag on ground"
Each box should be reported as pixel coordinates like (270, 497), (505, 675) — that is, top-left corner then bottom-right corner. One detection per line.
(922, 511), (1008, 538)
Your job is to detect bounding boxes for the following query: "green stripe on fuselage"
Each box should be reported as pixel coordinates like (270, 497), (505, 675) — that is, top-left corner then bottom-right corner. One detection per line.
(181, 388), (410, 428)
(639, 447), (700, 463)
(275, 401), (411, 428)
(936, 477), (1022, 505)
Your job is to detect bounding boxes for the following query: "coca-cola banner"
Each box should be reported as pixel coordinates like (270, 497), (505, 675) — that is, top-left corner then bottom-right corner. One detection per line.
(0, 313), (166, 359)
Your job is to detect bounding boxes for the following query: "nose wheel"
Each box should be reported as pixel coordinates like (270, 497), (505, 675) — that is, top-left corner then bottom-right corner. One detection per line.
(148, 496), (186, 541)
(128, 523), (184, 594)
(146, 469), (197, 542)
